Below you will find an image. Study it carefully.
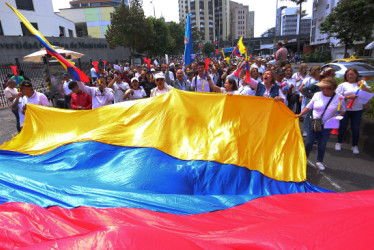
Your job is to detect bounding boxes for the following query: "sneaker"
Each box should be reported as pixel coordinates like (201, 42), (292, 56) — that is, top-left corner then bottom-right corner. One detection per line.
(316, 162), (325, 171)
(352, 146), (359, 154)
(335, 143), (342, 151)
(302, 132), (307, 137)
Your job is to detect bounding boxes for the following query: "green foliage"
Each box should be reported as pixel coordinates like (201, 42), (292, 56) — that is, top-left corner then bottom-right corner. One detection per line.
(203, 43), (215, 56)
(320, 0), (374, 55)
(167, 22), (185, 55)
(105, 0), (154, 55)
(191, 26), (204, 52)
(301, 51), (331, 63)
(146, 17), (175, 57)
(363, 82), (374, 120)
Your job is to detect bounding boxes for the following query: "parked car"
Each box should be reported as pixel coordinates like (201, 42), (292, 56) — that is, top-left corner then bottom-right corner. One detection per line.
(321, 62), (374, 83)
(330, 58), (370, 64)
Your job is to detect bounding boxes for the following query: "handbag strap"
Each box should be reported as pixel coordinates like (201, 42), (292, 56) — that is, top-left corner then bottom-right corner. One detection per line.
(320, 93), (336, 119)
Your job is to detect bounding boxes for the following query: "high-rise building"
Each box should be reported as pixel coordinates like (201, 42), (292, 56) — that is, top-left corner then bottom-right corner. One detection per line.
(178, 0), (230, 42)
(276, 7), (311, 36)
(69, 0), (127, 8)
(58, 0), (131, 38)
(230, 1), (254, 39)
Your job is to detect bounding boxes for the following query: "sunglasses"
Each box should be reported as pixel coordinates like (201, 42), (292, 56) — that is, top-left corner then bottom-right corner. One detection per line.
(155, 78), (164, 81)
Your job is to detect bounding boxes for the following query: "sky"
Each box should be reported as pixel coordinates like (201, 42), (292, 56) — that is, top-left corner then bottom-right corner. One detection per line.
(52, 0), (313, 37)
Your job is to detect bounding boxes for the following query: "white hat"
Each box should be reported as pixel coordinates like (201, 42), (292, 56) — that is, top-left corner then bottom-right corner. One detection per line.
(154, 73), (165, 79)
(131, 77), (139, 82)
(151, 68), (155, 72)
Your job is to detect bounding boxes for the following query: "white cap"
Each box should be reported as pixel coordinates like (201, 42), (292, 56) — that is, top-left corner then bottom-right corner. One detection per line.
(154, 73), (165, 79)
(131, 77), (139, 82)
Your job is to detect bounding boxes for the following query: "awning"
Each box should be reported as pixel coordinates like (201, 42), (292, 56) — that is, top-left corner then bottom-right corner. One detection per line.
(260, 44), (275, 50)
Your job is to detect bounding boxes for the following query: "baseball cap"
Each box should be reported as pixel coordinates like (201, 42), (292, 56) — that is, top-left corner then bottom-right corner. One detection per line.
(131, 77), (139, 82)
(20, 80), (32, 88)
(154, 73), (165, 80)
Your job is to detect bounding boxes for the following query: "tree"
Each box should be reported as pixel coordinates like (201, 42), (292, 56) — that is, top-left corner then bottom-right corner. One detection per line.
(167, 22), (185, 55)
(203, 42), (215, 56)
(320, 0), (374, 56)
(146, 17), (175, 57)
(105, 0), (155, 57)
(191, 26), (204, 52)
(289, 0), (307, 54)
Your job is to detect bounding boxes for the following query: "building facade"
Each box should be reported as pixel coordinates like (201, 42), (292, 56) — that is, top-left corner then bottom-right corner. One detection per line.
(178, 0), (230, 42)
(58, 6), (114, 38)
(276, 7), (311, 36)
(0, 0), (76, 37)
(230, 1), (254, 39)
(69, 0), (127, 8)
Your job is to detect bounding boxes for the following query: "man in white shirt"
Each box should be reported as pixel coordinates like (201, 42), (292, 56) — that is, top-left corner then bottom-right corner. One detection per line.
(59, 73), (72, 109)
(12, 81), (49, 129)
(150, 73), (173, 97)
(191, 62), (213, 92)
(90, 66), (98, 82)
(108, 75), (130, 103)
(4, 79), (21, 132)
(78, 75), (114, 109)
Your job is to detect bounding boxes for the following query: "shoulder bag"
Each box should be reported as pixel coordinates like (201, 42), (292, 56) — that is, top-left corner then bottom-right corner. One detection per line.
(312, 93), (335, 132)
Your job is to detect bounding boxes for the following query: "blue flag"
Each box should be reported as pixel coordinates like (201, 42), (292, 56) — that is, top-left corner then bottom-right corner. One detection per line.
(184, 14), (193, 67)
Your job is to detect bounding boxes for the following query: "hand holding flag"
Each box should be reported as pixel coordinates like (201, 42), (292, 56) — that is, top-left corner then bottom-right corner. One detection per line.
(6, 2), (90, 82)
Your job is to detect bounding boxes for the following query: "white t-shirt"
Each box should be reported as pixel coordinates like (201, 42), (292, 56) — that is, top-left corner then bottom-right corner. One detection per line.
(238, 85), (255, 96)
(91, 67), (97, 78)
(292, 73), (309, 95)
(4, 87), (18, 106)
(307, 92), (345, 124)
(191, 75), (211, 92)
(78, 82), (114, 109)
(167, 71), (175, 81)
(113, 82), (130, 103)
(18, 92), (49, 127)
(128, 88), (147, 100)
(150, 85), (173, 97)
(62, 80), (72, 95)
(219, 87), (239, 95)
(283, 78), (297, 94)
(262, 85), (286, 101)
(336, 82), (370, 111)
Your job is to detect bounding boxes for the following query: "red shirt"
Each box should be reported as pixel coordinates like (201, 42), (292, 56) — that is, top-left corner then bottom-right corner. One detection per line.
(71, 91), (92, 110)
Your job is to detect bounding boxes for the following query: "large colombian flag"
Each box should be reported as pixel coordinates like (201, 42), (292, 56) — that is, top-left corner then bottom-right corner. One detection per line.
(1, 90), (374, 248)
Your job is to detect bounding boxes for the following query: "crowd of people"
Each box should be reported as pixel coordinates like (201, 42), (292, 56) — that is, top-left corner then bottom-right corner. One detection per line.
(3, 50), (372, 171)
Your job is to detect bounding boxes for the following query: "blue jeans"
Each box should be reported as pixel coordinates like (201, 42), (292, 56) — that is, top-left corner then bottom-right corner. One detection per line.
(305, 128), (332, 163)
(338, 110), (362, 146)
(303, 109), (312, 134)
(11, 109), (21, 133)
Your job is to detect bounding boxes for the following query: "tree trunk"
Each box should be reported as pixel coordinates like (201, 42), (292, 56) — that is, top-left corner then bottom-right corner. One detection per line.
(345, 44), (348, 58)
(297, 3), (302, 55)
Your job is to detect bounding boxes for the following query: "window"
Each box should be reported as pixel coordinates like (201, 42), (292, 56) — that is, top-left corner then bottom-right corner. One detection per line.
(59, 26), (65, 37)
(16, 0), (34, 11)
(68, 29), (73, 37)
(21, 22), (38, 36)
(0, 21), (3, 36)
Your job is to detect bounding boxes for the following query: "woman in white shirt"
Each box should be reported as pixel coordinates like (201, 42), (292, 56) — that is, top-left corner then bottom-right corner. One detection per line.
(249, 70), (285, 102)
(292, 63), (309, 114)
(297, 77), (345, 170)
(123, 78), (147, 100)
(335, 68), (371, 154)
(209, 77), (239, 95)
(283, 66), (297, 111)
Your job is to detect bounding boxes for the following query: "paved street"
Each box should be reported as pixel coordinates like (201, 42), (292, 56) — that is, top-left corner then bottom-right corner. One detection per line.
(1, 106), (373, 193)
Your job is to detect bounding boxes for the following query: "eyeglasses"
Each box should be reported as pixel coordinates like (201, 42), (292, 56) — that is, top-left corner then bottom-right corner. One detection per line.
(155, 79), (164, 82)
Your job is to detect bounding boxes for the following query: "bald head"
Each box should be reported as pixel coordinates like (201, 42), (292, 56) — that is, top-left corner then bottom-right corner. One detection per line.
(176, 69), (184, 81)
